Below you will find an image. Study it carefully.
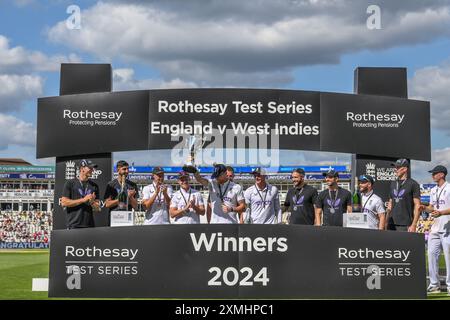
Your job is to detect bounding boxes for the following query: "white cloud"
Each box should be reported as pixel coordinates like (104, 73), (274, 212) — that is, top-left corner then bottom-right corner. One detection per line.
(113, 68), (197, 91)
(0, 74), (43, 112)
(412, 148), (450, 183)
(0, 113), (36, 150)
(47, 1), (450, 86)
(0, 35), (80, 74)
(410, 61), (450, 135)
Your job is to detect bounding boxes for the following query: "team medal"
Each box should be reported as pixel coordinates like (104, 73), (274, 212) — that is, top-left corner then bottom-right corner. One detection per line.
(328, 189), (339, 214)
(293, 187), (304, 212)
(394, 180), (406, 204)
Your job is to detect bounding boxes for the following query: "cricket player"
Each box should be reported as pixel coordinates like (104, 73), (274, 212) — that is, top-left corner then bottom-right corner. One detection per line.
(242, 167), (282, 224)
(190, 163), (245, 224)
(421, 165), (450, 295)
(142, 167), (173, 224)
(170, 171), (205, 224)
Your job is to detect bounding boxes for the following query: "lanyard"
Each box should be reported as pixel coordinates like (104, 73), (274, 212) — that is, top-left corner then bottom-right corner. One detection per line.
(117, 178), (127, 192)
(255, 184), (269, 208)
(78, 179), (90, 196)
(293, 186), (304, 204)
(328, 188), (339, 208)
(396, 179), (407, 194)
(436, 182), (447, 208)
(180, 188), (192, 206)
(218, 181), (230, 201)
(152, 183), (162, 203)
(362, 191), (374, 213)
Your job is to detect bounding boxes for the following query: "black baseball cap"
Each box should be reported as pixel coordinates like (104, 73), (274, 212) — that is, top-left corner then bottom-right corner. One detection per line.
(392, 158), (409, 168)
(428, 165), (448, 175)
(79, 159), (98, 169)
(177, 170), (190, 179)
(358, 174), (375, 184)
(323, 169), (339, 178)
(251, 167), (267, 175)
(152, 167), (164, 175)
(211, 164), (227, 179)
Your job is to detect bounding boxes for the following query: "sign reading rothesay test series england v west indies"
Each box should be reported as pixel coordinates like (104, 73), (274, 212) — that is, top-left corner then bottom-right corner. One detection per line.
(147, 89), (320, 151)
(36, 89), (430, 160)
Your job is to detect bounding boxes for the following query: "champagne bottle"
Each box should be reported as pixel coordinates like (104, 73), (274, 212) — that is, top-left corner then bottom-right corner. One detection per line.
(118, 176), (128, 210)
(352, 177), (361, 212)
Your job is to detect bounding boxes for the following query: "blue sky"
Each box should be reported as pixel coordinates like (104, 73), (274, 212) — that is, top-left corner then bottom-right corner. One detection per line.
(0, 0), (450, 182)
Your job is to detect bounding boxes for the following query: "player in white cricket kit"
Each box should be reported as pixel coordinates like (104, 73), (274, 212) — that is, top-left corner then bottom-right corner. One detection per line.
(421, 165), (450, 295)
(191, 164), (245, 224)
(242, 167), (282, 224)
(358, 175), (386, 230)
(142, 167), (173, 225)
(170, 171), (205, 224)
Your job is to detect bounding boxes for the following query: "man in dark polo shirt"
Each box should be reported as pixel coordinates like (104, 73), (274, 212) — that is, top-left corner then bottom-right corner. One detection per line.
(104, 160), (139, 226)
(386, 158), (421, 232)
(283, 168), (318, 225)
(315, 169), (352, 227)
(61, 159), (100, 229)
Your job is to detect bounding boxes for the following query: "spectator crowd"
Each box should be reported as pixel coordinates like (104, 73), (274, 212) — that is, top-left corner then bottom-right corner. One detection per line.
(0, 210), (52, 243)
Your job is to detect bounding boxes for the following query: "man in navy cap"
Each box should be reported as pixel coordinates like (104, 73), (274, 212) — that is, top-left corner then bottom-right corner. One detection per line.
(386, 158), (421, 232)
(191, 163), (245, 224)
(61, 159), (100, 229)
(315, 169), (352, 227)
(283, 168), (318, 225)
(358, 175), (386, 230)
(142, 167), (173, 224)
(420, 165), (450, 294)
(170, 171), (205, 224)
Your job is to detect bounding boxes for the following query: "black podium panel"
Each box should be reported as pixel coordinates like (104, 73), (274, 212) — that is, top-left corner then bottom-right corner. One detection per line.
(49, 225), (426, 299)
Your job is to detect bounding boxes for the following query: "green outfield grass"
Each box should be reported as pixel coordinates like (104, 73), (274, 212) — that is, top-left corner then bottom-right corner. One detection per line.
(0, 250), (448, 300)
(0, 250), (50, 300)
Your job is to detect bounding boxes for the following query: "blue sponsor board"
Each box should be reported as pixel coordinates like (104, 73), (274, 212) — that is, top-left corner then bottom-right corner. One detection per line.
(126, 173), (352, 181)
(0, 173), (54, 179)
(0, 166), (348, 176)
(117, 165), (349, 174)
(0, 242), (49, 249)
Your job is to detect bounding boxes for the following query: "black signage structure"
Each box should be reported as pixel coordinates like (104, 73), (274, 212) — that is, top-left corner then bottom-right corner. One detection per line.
(49, 225), (426, 299)
(353, 67), (408, 99)
(320, 92), (430, 160)
(60, 63), (112, 95)
(53, 64), (113, 230)
(38, 90), (149, 158)
(352, 67), (412, 204)
(40, 64), (432, 299)
(37, 89), (431, 161)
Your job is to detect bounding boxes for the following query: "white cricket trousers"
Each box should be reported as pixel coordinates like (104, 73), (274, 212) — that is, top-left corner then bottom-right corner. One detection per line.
(427, 232), (450, 287)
